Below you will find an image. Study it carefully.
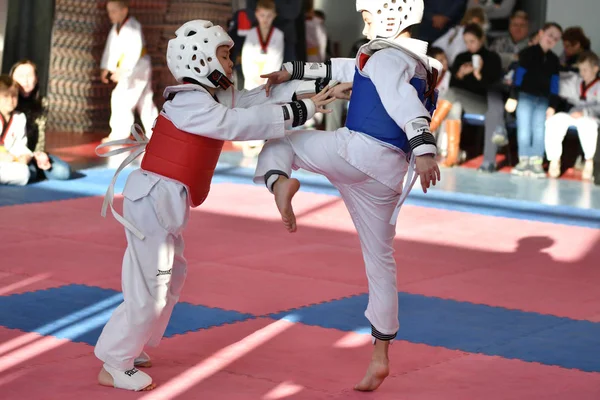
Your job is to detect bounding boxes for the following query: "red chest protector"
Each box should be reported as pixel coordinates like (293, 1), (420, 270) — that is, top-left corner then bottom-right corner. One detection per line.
(141, 114), (224, 207)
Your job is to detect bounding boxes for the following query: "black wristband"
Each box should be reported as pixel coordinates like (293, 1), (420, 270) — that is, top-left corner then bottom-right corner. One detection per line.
(288, 100), (308, 127)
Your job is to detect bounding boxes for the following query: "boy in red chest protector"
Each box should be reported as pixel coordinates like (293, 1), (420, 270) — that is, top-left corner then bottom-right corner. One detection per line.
(94, 19), (334, 392)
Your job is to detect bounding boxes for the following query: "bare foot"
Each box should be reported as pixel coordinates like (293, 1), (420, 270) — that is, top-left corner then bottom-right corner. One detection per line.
(273, 176), (300, 232)
(98, 366), (156, 391)
(354, 357), (390, 392)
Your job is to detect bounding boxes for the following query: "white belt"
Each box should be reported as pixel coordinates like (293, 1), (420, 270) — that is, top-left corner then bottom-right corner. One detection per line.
(95, 124), (149, 240)
(389, 152), (418, 225)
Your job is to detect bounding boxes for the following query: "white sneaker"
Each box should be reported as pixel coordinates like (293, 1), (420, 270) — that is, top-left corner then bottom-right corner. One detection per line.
(548, 160), (561, 178)
(582, 160), (594, 181)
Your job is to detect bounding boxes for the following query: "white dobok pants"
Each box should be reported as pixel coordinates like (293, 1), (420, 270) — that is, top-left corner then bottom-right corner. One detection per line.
(545, 113), (599, 161)
(0, 161), (30, 186)
(254, 129), (406, 338)
(95, 169), (189, 370)
(108, 56), (159, 141)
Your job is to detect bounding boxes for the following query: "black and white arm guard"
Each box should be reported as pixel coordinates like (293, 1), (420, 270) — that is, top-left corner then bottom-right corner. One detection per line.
(281, 99), (316, 128)
(282, 61), (332, 81)
(404, 117), (437, 157)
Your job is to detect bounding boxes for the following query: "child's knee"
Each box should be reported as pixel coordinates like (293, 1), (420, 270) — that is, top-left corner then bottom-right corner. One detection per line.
(5, 163), (31, 186)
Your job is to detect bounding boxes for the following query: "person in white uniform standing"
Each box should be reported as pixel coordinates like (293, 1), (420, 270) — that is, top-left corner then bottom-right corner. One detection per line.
(100, 0), (159, 143)
(93, 19), (334, 392)
(257, 0), (441, 392)
(238, 0), (285, 156)
(241, 0), (285, 90)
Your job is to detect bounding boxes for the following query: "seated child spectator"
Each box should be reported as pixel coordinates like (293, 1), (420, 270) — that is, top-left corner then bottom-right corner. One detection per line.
(0, 75), (32, 186)
(545, 51), (600, 180)
(10, 60), (72, 181)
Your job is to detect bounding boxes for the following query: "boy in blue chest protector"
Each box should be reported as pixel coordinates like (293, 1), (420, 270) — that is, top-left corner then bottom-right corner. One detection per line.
(255, 0), (442, 392)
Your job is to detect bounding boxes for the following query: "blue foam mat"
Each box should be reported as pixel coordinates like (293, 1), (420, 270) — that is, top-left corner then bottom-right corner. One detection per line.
(271, 292), (600, 373)
(0, 284), (598, 372)
(0, 285), (254, 345)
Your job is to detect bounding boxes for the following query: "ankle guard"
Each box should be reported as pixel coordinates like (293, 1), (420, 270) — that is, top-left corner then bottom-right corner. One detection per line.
(265, 170), (289, 193)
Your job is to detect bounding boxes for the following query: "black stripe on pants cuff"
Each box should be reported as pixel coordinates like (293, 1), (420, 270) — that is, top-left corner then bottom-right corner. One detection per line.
(371, 325), (397, 341)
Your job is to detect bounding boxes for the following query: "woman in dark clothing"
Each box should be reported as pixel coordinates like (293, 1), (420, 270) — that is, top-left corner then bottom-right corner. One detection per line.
(10, 60), (71, 181)
(439, 23), (503, 167)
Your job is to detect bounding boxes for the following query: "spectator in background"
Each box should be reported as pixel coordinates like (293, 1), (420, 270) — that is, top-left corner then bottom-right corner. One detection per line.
(428, 47), (451, 98)
(418, 0), (468, 43)
(247, 0), (304, 62)
(304, 0), (328, 63)
(545, 51), (600, 181)
(99, 0), (158, 144)
(227, 5), (253, 89)
(239, 0), (284, 157)
(0, 75), (31, 186)
(432, 7), (487, 66)
(468, 0), (516, 32)
(241, 0), (284, 90)
(440, 23), (503, 167)
(560, 27), (591, 72)
(505, 22), (563, 178)
(490, 10), (530, 71)
(10, 60), (71, 181)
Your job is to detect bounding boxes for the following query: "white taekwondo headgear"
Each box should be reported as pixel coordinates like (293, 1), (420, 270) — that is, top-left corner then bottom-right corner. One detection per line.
(166, 20), (234, 89)
(356, 0), (424, 39)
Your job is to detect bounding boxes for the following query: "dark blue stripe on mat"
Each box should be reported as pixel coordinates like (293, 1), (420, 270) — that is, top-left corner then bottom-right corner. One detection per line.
(270, 293), (600, 373)
(0, 285), (254, 345)
(2, 165), (599, 228)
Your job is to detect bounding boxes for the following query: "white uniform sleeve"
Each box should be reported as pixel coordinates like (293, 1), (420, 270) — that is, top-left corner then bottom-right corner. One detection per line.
(116, 20), (143, 76)
(163, 90), (288, 141)
(363, 49), (436, 156)
(331, 58), (356, 82)
(100, 27), (118, 71)
(217, 80), (305, 109)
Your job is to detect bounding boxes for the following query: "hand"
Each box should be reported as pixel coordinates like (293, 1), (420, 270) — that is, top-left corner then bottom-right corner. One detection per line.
(261, 70), (291, 97)
(110, 68), (122, 83)
(331, 82), (353, 100)
(570, 111), (583, 119)
(100, 69), (110, 84)
(546, 107), (556, 119)
(34, 151), (51, 170)
(505, 98), (518, 113)
(457, 63), (474, 79)
(310, 87), (336, 114)
(415, 154), (441, 194)
(432, 15), (450, 30)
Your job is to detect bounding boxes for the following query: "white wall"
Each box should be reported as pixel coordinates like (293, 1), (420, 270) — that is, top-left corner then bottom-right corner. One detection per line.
(546, 0), (600, 55)
(0, 0), (9, 71)
(314, 0), (363, 57)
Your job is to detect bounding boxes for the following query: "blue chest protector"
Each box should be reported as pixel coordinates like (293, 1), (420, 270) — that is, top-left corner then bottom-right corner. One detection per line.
(345, 64), (438, 154)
